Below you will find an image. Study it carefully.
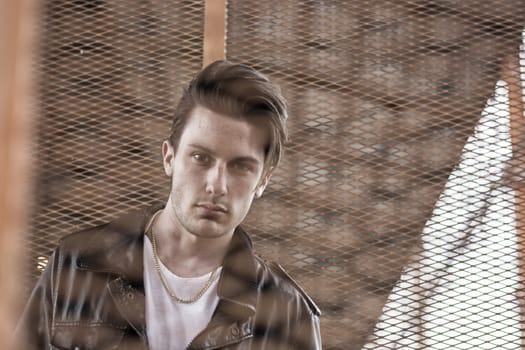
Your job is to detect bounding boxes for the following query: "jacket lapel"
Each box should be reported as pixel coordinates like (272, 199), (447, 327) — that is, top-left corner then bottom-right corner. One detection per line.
(76, 205), (163, 343)
(217, 227), (258, 316)
(189, 227), (258, 349)
(108, 276), (147, 340)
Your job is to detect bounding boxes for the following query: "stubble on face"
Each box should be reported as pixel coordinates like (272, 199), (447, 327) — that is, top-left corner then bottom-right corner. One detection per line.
(163, 106), (270, 241)
(168, 188), (236, 240)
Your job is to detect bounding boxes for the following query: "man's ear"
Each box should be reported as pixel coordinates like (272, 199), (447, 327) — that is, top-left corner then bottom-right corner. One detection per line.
(162, 140), (175, 176)
(254, 167), (274, 199)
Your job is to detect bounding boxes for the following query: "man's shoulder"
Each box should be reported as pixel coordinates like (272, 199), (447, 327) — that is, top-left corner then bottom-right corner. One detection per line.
(254, 255), (321, 316)
(57, 221), (117, 255)
(56, 204), (160, 256)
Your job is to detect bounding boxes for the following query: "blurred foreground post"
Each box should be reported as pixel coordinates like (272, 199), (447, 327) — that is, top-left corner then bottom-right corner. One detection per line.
(203, 0), (227, 67)
(0, 0), (36, 349)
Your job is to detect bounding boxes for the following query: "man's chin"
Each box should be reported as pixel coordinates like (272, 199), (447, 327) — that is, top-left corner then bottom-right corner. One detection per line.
(190, 220), (232, 239)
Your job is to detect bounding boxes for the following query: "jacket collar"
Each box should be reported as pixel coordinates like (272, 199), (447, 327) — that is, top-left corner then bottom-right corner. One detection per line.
(76, 204), (163, 279)
(217, 226), (258, 317)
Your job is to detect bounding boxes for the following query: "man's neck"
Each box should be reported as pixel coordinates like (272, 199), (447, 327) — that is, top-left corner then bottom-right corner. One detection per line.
(149, 209), (232, 278)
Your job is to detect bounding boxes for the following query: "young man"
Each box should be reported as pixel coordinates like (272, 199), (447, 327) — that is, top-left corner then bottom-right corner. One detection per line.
(18, 60), (322, 349)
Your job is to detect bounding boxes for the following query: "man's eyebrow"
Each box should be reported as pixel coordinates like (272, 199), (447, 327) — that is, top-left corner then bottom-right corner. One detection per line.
(233, 156), (260, 165)
(188, 143), (213, 153)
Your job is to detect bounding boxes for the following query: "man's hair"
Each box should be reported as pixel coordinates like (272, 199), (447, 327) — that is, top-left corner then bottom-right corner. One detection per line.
(168, 60), (289, 179)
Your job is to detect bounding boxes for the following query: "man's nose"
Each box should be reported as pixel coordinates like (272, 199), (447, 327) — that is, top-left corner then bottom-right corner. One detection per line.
(206, 165), (227, 195)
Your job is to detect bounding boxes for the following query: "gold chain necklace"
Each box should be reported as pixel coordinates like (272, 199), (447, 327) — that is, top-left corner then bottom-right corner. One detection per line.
(149, 214), (219, 304)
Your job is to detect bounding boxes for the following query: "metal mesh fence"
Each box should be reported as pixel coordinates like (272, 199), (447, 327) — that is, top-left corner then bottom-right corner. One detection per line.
(26, 0), (525, 349)
(29, 0), (203, 267)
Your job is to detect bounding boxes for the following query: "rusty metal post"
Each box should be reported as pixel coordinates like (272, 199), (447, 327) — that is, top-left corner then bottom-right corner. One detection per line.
(203, 0), (227, 67)
(0, 0), (36, 348)
(503, 55), (525, 349)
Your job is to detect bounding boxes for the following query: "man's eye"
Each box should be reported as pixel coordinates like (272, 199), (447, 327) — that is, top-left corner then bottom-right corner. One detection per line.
(192, 153), (210, 164)
(233, 162), (253, 173)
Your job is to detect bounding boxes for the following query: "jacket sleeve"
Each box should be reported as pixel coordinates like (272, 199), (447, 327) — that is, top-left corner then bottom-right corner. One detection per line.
(15, 249), (59, 349)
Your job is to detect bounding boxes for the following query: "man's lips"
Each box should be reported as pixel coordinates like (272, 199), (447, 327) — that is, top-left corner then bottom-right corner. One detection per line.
(196, 203), (228, 213)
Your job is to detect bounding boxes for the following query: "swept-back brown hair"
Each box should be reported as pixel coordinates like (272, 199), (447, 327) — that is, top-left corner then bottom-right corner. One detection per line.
(168, 60), (288, 180)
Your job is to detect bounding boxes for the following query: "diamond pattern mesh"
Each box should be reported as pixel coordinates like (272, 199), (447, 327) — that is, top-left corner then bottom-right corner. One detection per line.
(27, 0), (525, 349)
(30, 0), (202, 263)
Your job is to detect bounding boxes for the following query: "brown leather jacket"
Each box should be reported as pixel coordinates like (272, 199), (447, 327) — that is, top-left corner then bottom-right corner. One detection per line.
(17, 206), (322, 349)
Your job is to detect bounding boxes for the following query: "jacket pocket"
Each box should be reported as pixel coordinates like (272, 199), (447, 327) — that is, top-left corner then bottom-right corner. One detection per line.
(50, 323), (126, 350)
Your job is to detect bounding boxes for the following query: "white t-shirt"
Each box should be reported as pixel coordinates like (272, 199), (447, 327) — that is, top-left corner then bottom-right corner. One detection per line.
(143, 236), (221, 350)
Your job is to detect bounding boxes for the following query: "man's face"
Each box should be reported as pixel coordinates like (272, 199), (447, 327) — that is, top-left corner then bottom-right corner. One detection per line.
(162, 105), (271, 239)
